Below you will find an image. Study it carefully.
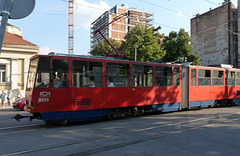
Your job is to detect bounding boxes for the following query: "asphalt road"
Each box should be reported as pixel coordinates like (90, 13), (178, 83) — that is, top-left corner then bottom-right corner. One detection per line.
(0, 106), (240, 156)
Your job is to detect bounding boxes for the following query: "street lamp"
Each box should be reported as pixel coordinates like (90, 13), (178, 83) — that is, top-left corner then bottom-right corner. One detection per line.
(135, 43), (142, 61)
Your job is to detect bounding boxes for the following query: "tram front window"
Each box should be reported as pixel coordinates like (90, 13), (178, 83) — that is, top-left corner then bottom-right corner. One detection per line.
(34, 57), (50, 88)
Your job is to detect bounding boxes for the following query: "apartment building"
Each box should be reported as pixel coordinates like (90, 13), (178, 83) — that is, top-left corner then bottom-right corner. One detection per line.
(90, 4), (153, 49)
(191, 1), (238, 67)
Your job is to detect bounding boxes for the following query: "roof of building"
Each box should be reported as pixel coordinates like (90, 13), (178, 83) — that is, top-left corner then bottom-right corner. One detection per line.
(3, 31), (37, 46)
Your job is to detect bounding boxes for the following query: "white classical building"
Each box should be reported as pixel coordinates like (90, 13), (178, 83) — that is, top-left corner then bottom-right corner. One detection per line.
(0, 24), (39, 97)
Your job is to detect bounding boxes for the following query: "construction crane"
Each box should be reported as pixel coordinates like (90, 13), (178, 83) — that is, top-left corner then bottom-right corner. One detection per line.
(68, 0), (74, 54)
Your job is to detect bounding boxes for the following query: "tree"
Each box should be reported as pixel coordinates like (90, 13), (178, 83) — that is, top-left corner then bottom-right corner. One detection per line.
(163, 29), (200, 66)
(90, 38), (121, 56)
(120, 25), (166, 62)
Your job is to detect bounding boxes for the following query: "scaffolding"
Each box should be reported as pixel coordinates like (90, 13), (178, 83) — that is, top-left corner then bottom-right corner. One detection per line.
(90, 11), (110, 49)
(90, 4), (153, 50)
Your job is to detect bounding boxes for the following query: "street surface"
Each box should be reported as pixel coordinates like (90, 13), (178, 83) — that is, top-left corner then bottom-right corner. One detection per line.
(0, 106), (240, 156)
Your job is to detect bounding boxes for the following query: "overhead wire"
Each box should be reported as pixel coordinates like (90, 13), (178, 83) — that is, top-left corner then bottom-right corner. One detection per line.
(61, 0), (186, 28)
(137, 0), (239, 36)
(33, 0), (191, 31)
(154, 22), (179, 31)
(204, 0), (220, 6)
(33, 12), (92, 17)
(61, 0), (109, 12)
(34, 0), (180, 32)
(36, 0), (238, 35)
(138, 0), (192, 17)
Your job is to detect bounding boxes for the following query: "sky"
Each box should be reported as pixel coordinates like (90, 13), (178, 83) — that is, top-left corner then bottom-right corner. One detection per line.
(7, 0), (239, 55)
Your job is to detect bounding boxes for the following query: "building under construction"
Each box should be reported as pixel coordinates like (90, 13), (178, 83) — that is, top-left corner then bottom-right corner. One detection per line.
(90, 4), (153, 49)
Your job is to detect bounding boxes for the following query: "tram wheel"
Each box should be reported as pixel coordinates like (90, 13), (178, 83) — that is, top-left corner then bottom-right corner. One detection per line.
(131, 107), (138, 117)
(107, 110), (116, 120)
(138, 108), (144, 116)
(114, 109), (121, 118)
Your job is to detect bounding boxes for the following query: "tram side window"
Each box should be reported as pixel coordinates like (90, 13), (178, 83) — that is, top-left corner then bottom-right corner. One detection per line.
(212, 70), (224, 86)
(105, 63), (130, 87)
(155, 66), (172, 87)
(191, 69), (196, 86)
(72, 60), (102, 88)
(52, 59), (69, 88)
(236, 72), (240, 86)
(34, 57), (50, 88)
(174, 67), (180, 87)
(198, 69), (211, 86)
(133, 65), (153, 87)
(225, 71), (235, 86)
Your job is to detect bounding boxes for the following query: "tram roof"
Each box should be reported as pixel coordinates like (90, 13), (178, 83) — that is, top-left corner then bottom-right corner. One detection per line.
(33, 52), (240, 70)
(36, 52), (183, 66)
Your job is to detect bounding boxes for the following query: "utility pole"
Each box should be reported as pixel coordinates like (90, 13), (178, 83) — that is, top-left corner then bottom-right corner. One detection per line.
(135, 43), (137, 61)
(135, 43), (142, 61)
(0, 0), (13, 54)
(68, 0), (74, 54)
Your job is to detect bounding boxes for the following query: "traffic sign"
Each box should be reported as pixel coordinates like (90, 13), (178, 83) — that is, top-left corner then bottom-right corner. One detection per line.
(0, 0), (35, 54)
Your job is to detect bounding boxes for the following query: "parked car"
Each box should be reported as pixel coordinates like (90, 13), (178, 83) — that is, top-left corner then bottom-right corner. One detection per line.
(13, 98), (26, 110)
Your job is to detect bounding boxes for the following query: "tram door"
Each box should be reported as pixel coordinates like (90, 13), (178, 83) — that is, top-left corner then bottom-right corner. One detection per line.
(181, 66), (189, 109)
(132, 65), (153, 106)
(50, 58), (72, 111)
(105, 62), (132, 108)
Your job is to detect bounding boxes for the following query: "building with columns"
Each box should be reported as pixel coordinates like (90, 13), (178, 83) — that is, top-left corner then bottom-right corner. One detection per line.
(0, 24), (39, 97)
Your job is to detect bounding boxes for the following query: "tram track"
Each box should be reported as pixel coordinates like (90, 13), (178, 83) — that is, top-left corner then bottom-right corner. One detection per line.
(2, 111), (240, 156)
(70, 122), (221, 156)
(0, 123), (44, 131)
(0, 123), (46, 136)
(0, 110), (235, 135)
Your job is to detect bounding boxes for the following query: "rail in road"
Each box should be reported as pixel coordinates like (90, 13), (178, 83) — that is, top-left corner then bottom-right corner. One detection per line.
(1, 106), (240, 156)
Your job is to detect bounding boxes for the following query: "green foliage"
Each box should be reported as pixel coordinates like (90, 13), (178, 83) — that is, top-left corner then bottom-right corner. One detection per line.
(120, 25), (166, 62)
(90, 38), (121, 56)
(90, 27), (200, 66)
(163, 29), (201, 66)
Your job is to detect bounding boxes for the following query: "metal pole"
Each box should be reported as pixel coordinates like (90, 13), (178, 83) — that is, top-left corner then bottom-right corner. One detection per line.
(227, 1), (231, 65)
(98, 30), (119, 54)
(0, 0), (13, 54)
(135, 43), (137, 61)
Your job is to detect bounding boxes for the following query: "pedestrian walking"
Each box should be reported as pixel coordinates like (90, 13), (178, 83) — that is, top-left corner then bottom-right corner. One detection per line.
(7, 90), (13, 106)
(1, 90), (6, 107)
(16, 89), (22, 100)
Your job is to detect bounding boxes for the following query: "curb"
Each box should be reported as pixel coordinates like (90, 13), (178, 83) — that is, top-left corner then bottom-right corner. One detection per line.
(0, 106), (13, 109)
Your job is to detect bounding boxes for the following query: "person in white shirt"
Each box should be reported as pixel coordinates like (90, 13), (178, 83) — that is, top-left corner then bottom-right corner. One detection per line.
(16, 89), (22, 100)
(85, 77), (95, 88)
(107, 77), (114, 87)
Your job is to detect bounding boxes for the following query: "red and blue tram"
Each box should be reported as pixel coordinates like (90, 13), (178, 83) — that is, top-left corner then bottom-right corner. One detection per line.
(20, 53), (240, 122)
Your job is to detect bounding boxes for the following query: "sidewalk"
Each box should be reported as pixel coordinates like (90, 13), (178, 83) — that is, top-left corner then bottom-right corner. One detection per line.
(0, 105), (13, 109)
